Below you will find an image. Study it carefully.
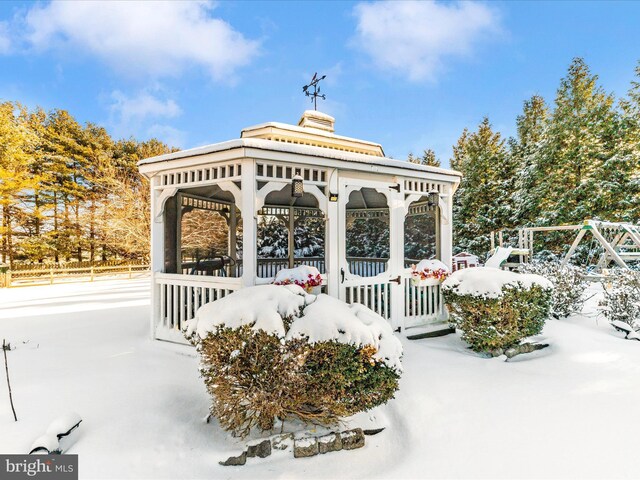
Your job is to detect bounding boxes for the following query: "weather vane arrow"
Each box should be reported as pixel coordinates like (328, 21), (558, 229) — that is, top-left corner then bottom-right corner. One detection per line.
(303, 72), (326, 111)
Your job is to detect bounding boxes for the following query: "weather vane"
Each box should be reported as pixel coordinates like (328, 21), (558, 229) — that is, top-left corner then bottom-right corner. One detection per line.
(302, 72), (326, 110)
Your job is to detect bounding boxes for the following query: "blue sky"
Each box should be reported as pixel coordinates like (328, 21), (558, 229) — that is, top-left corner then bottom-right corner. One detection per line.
(1, 1), (639, 166)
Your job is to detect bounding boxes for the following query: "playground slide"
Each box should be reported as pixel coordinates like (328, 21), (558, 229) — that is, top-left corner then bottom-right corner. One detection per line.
(485, 247), (514, 268)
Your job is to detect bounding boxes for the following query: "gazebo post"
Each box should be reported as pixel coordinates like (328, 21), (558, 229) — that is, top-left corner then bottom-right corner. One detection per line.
(439, 186), (454, 271)
(240, 159), (257, 287)
(229, 204), (237, 276)
(326, 168), (340, 297)
(288, 207), (295, 268)
(388, 189), (405, 331)
(149, 175), (164, 340)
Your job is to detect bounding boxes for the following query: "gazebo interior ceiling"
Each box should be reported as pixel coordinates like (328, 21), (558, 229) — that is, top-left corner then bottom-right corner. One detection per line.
(346, 188), (388, 210)
(264, 187), (319, 208)
(180, 184), (237, 204)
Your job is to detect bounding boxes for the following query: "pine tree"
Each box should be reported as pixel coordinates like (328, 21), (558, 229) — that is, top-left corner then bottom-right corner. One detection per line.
(0, 102), (36, 266)
(535, 58), (616, 226)
(450, 128), (469, 172)
(451, 118), (511, 256)
(82, 123), (115, 262)
(610, 62), (640, 223)
(408, 149), (441, 167)
(42, 109), (91, 262)
(20, 108), (53, 262)
(510, 95), (549, 226)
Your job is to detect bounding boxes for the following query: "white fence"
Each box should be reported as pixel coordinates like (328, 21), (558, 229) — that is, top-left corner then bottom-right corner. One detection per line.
(154, 269), (447, 343)
(2, 263), (149, 287)
(177, 257), (389, 279)
(154, 273), (241, 342)
(403, 278), (446, 329)
(344, 279), (392, 320)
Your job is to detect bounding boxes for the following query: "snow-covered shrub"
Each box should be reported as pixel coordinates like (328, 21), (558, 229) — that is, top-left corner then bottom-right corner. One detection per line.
(442, 268), (553, 353)
(184, 285), (402, 438)
(519, 261), (588, 318)
(599, 269), (640, 329)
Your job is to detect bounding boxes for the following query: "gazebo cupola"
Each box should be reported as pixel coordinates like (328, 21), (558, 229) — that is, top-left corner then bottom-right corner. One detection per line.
(139, 111), (461, 344)
(241, 110), (385, 157)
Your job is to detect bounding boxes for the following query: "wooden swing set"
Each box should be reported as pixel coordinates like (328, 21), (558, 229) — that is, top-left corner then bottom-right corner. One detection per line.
(490, 220), (640, 272)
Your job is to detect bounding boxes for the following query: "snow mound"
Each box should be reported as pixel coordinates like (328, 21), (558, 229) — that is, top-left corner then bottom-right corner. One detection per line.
(30, 434), (59, 454)
(185, 285), (402, 370)
(442, 267), (553, 298)
(286, 294), (403, 370)
(611, 320), (640, 341)
(47, 412), (82, 437)
(184, 284), (311, 338)
(29, 412), (82, 454)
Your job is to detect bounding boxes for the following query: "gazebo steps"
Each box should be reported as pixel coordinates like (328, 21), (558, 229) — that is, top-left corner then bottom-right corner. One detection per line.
(406, 323), (455, 340)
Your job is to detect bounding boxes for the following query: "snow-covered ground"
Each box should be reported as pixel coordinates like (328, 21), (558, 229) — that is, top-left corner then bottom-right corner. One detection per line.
(1, 279), (639, 479)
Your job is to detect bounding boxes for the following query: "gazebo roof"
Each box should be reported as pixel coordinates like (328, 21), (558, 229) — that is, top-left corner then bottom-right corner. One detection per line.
(138, 111), (462, 178)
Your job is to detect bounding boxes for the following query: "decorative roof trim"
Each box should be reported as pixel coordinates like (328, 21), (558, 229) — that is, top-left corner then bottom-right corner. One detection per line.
(138, 137), (462, 178)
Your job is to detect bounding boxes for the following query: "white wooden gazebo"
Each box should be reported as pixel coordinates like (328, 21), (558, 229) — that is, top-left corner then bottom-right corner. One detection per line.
(139, 111), (461, 343)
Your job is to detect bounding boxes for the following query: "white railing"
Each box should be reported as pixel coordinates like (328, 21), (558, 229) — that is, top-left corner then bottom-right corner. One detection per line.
(153, 267), (448, 344)
(177, 257), (393, 280)
(344, 278), (392, 320)
(403, 278), (446, 329)
(347, 257), (388, 277)
(179, 257), (328, 279)
(255, 257), (326, 278)
(154, 273), (241, 343)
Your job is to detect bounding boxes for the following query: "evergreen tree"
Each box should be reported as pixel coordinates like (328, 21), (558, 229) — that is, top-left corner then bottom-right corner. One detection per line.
(451, 118), (511, 256)
(408, 149), (441, 167)
(42, 109), (91, 262)
(450, 128), (469, 172)
(20, 108), (53, 262)
(609, 62), (640, 223)
(0, 102), (35, 265)
(510, 95), (549, 226)
(83, 123), (115, 261)
(534, 58), (617, 226)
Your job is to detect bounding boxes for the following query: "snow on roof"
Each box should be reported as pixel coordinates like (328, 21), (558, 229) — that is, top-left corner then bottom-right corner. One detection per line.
(138, 137), (461, 177)
(442, 267), (553, 298)
(184, 284), (402, 371)
(453, 252), (479, 258)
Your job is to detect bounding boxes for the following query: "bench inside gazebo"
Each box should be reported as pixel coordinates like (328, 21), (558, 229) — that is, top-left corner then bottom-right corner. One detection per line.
(139, 110), (461, 343)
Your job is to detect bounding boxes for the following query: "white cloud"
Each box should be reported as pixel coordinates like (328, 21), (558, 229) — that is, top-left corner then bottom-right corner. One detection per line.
(109, 90), (181, 124)
(146, 124), (187, 149)
(0, 22), (11, 54)
(22, 0), (260, 80)
(107, 89), (184, 145)
(353, 0), (500, 81)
